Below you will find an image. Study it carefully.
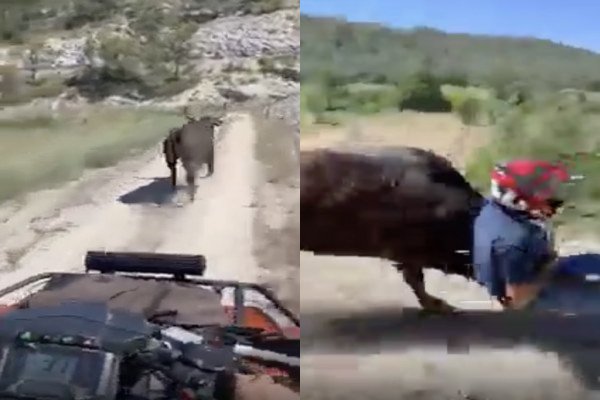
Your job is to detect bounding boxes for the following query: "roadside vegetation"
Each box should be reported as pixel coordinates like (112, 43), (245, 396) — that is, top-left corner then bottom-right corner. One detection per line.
(301, 14), (600, 232)
(0, 105), (181, 202)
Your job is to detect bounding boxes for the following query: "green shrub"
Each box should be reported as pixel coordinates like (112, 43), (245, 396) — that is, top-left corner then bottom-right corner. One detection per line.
(27, 77), (65, 98)
(441, 84), (495, 124)
(243, 0), (285, 14)
(466, 101), (600, 228)
(314, 112), (341, 126)
(63, 0), (119, 29)
(399, 82), (451, 112)
(455, 97), (481, 125)
(0, 65), (28, 105)
(258, 56), (300, 81)
(301, 84), (328, 115)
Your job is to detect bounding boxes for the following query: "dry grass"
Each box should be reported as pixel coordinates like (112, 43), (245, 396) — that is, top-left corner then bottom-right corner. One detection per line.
(300, 111), (491, 169)
(0, 104), (182, 202)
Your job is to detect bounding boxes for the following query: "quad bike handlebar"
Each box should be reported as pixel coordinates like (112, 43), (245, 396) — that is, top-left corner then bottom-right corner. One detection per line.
(0, 251), (300, 399)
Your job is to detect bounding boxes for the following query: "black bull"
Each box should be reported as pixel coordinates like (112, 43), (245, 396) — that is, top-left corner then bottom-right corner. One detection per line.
(300, 147), (486, 313)
(162, 116), (224, 200)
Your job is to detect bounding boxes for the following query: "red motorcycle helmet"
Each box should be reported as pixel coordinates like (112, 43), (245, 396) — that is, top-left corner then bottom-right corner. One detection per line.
(490, 159), (572, 218)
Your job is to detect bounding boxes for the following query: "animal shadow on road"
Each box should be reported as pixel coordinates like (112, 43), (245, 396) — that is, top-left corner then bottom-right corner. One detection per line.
(118, 177), (181, 205)
(302, 307), (600, 391)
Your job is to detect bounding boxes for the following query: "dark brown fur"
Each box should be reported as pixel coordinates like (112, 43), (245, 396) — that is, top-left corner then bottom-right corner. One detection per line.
(163, 128), (180, 188)
(162, 116), (224, 201)
(300, 147), (485, 312)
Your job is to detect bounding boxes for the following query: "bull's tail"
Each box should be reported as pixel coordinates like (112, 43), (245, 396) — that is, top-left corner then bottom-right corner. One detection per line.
(163, 137), (179, 190)
(206, 147), (215, 176)
(168, 164), (177, 189)
(163, 137), (178, 165)
(184, 163), (198, 201)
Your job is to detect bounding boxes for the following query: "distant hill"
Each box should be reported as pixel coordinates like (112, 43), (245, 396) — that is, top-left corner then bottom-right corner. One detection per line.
(1, 0), (291, 43)
(300, 14), (600, 90)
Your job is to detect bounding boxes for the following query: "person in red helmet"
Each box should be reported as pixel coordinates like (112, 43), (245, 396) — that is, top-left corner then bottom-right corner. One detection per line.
(472, 159), (573, 310)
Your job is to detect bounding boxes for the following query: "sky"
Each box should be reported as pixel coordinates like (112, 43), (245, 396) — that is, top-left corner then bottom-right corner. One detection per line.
(300, 0), (600, 53)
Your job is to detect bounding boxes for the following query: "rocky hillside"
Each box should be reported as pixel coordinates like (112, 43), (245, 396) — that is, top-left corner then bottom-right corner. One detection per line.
(0, 0), (299, 122)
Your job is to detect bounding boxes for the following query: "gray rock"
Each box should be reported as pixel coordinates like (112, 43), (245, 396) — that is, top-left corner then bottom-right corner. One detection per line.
(191, 10), (299, 59)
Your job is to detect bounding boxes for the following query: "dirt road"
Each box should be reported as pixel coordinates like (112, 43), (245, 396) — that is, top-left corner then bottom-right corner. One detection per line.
(0, 112), (298, 309)
(301, 113), (600, 400)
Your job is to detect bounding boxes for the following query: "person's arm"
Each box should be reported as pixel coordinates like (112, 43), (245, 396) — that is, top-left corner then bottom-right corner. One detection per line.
(496, 238), (556, 310)
(505, 280), (546, 310)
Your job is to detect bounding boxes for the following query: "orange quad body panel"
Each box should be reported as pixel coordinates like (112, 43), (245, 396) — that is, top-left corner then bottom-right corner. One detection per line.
(223, 306), (299, 382)
(281, 326), (300, 339)
(223, 306), (289, 335)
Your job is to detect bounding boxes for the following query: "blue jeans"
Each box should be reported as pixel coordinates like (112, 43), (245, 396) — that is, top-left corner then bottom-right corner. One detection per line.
(529, 254), (600, 314)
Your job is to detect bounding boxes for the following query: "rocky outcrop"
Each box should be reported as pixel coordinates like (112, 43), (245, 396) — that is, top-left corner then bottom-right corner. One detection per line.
(0, 7), (299, 133)
(7, 9), (299, 72)
(190, 9), (299, 59)
(38, 37), (88, 68)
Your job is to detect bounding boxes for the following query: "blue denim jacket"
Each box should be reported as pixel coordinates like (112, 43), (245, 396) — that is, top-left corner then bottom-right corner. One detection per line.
(472, 199), (551, 299)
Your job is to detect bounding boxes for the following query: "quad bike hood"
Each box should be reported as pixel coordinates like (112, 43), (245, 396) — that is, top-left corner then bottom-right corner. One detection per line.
(0, 301), (153, 354)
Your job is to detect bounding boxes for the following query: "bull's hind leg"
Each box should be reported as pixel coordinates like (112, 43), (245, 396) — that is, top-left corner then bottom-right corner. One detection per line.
(168, 163), (177, 189)
(185, 168), (197, 201)
(400, 265), (456, 314)
(206, 147), (215, 177)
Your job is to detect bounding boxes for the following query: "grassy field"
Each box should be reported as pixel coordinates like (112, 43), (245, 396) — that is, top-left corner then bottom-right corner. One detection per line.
(0, 105), (182, 202)
(301, 110), (491, 169)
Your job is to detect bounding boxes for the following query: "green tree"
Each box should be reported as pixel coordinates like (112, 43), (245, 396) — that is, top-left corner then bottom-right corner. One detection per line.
(94, 30), (143, 82)
(159, 22), (198, 80)
(64, 0), (119, 28)
(0, 0), (41, 42)
(399, 71), (451, 112)
(129, 0), (167, 41)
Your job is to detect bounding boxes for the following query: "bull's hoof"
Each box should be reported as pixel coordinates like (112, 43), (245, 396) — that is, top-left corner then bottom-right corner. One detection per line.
(418, 298), (458, 316)
(187, 187), (197, 202)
